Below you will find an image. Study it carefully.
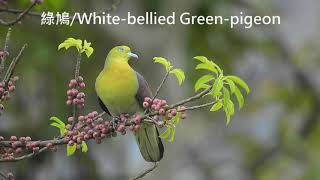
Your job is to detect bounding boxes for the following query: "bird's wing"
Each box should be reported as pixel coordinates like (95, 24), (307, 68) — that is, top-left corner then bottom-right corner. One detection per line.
(98, 97), (111, 116)
(135, 71), (153, 108)
(134, 71), (164, 162)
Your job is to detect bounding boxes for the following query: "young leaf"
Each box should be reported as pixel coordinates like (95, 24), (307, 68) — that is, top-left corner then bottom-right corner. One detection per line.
(49, 116), (65, 126)
(170, 68), (185, 85)
(210, 101), (223, 112)
(195, 63), (218, 75)
(81, 141), (88, 153)
(83, 40), (94, 58)
(159, 127), (171, 139)
(223, 87), (231, 109)
(234, 86), (244, 109)
(226, 76), (250, 94)
(193, 56), (208, 63)
(225, 79), (236, 94)
(194, 74), (214, 92)
(172, 112), (181, 125)
(210, 78), (224, 97)
(58, 38), (82, 52)
(67, 144), (77, 156)
(153, 57), (172, 72)
(50, 122), (67, 136)
(169, 128), (176, 142)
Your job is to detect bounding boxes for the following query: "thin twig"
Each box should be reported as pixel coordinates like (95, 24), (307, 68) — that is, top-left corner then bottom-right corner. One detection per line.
(130, 162), (158, 180)
(178, 101), (217, 111)
(170, 87), (212, 108)
(145, 71), (170, 114)
(71, 52), (82, 130)
(3, 44), (27, 85)
(0, 2), (37, 26)
(152, 72), (169, 102)
(0, 7), (41, 17)
(0, 172), (7, 180)
(0, 28), (11, 77)
(0, 0), (121, 23)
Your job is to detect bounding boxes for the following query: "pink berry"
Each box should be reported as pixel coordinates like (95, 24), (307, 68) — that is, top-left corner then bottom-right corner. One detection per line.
(134, 115), (142, 124)
(143, 102), (149, 108)
(79, 82), (86, 88)
(159, 108), (166, 115)
(171, 109), (177, 116)
(10, 136), (17, 141)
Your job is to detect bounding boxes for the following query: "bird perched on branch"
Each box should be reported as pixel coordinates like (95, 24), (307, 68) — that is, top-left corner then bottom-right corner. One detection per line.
(95, 45), (164, 162)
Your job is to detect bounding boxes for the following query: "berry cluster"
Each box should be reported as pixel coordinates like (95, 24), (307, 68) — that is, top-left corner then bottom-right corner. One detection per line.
(66, 76), (86, 108)
(142, 97), (187, 124)
(0, 135), (57, 161)
(63, 111), (145, 147)
(0, 76), (19, 112)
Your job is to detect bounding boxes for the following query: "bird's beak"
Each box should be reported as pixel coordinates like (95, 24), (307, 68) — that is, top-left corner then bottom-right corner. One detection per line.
(127, 52), (139, 60)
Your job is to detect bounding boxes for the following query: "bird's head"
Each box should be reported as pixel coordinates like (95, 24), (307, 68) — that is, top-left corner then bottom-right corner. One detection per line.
(106, 45), (138, 64)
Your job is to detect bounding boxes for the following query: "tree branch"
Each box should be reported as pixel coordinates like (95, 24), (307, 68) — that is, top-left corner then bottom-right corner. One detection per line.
(130, 162), (158, 180)
(3, 44), (27, 85)
(0, 1), (37, 26)
(0, 28), (11, 77)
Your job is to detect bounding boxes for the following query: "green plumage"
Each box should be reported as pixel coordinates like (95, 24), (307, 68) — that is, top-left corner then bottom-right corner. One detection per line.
(95, 45), (164, 162)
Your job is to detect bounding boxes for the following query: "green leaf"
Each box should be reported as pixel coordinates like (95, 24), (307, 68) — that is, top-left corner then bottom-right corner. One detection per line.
(81, 141), (88, 153)
(58, 38), (82, 52)
(172, 112), (181, 125)
(50, 122), (64, 129)
(210, 101), (223, 112)
(226, 114), (231, 125)
(195, 63), (218, 75)
(194, 74), (214, 92)
(193, 56), (208, 63)
(83, 40), (94, 58)
(153, 57), (172, 72)
(226, 76), (250, 94)
(223, 87), (231, 109)
(225, 79), (236, 94)
(50, 122), (67, 136)
(234, 86), (244, 109)
(169, 128), (176, 142)
(49, 116), (65, 126)
(210, 78), (224, 97)
(170, 68), (185, 85)
(67, 144), (77, 156)
(159, 127), (171, 139)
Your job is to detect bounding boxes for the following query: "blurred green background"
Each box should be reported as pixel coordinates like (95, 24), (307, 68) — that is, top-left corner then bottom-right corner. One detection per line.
(1, 0), (320, 179)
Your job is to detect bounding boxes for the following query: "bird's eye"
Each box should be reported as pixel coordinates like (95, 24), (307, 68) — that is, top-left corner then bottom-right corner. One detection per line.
(119, 47), (125, 52)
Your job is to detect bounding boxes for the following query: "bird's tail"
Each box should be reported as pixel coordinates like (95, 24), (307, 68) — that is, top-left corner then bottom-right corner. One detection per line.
(134, 124), (164, 162)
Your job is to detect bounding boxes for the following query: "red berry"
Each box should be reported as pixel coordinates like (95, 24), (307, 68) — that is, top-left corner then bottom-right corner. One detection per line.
(134, 115), (142, 124)
(159, 108), (166, 115)
(10, 136), (17, 141)
(181, 113), (187, 119)
(142, 102), (149, 108)
(117, 124), (126, 132)
(171, 109), (177, 116)
(68, 116), (74, 123)
(79, 82), (86, 88)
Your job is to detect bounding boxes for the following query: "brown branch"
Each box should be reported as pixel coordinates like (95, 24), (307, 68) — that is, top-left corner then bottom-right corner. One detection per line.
(0, 0), (121, 23)
(0, 1), (37, 26)
(0, 172), (7, 180)
(178, 101), (217, 111)
(170, 87), (212, 108)
(130, 162), (158, 180)
(3, 44), (27, 85)
(152, 72), (170, 101)
(0, 28), (11, 77)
